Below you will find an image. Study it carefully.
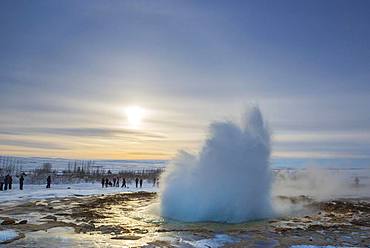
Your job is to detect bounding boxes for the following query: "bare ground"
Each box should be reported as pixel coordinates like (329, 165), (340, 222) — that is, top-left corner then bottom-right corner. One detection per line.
(0, 192), (369, 247)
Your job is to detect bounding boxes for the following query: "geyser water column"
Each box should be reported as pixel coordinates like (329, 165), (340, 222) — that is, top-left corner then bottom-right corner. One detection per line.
(160, 106), (273, 223)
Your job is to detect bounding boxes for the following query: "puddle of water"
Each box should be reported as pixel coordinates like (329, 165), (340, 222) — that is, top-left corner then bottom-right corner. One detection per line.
(9, 227), (138, 248)
(0, 229), (20, 244)
(182, 233), (240, 248)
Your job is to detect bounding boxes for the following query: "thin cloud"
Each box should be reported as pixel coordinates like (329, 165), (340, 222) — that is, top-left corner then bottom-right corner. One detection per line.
(0, 139), (68, 150)
(1, 127), (166, 139)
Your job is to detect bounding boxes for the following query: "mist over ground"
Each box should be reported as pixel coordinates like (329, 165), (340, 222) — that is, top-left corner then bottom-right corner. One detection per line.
(272, 165), (370, 202)
(159, 106), (370, 223)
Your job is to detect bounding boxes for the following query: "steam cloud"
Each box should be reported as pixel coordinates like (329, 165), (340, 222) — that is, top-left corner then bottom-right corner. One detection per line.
(160, 106), (273, 223)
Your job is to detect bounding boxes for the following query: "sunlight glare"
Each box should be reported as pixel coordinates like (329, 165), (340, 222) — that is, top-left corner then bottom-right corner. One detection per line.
(125, 106), (145, 128)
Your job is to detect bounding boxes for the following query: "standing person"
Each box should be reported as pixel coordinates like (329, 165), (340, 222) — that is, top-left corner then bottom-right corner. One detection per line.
(46, 175), (51, 188)
(121, 178), (126, 188)
(19, 174), (24, 190)
(135, 177), (139, 188)
(116, 178), (120, 187)
(4, 174), (9, 191)
(101, 177), (105, 188)
(153, 178), (156, 187)
(0, 174), (4, 191)
(105, 178), (109, 188)
(8, 175), (13, 190)
(113, 177), (117, 187)
(355, 177), (360, 186)
(139, 178), (143, 188)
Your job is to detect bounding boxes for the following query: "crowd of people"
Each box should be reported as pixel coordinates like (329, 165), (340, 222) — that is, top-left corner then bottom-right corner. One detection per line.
(0, 173), (159, 192)
(101, 177), (159, 188)
(0, 174), (52, 191)
(0, 174), (14, 191)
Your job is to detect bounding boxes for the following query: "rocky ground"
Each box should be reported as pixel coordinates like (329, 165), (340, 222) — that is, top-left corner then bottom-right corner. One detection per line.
(0, 192), (369, 247)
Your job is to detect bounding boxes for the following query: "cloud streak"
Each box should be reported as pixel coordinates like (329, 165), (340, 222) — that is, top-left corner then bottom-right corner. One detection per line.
(0, 139), (68, 150)
(0, 127), (166, 139)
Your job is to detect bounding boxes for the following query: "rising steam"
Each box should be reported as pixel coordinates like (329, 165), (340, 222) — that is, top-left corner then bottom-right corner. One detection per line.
(160, 106), (273, 223)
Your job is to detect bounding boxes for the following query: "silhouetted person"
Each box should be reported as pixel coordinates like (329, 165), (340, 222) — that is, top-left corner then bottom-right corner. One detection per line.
(135, 177), (139, 188)
(101, 177), (105, 188)
(153, 178), (156, 187)
(8, 175), (12, 190)
(0, 175), (4, 191)
(4, 175), (9, 191)
(121, 178), (126, 188)
(46, 175), (51, 188)
(355, 177), (360, 186)
(113, 177), (117, 187)
(139, 178), (143, 188)
(105, 178), (109, 187)
(19, 175), (24, 190)
(116, 178), (120, 187)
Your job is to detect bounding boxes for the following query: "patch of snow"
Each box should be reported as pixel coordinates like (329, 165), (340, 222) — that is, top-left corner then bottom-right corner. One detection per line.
(0, 229), (18, 243)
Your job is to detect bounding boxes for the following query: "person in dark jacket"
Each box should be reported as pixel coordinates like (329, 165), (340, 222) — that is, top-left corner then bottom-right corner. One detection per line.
(121, 178), (126, 188)
(135, 177), (139, 188)
(8, 175), (12, 190)
(101, 177), (105, 188)
(0, 175), (4, 191)
(116, 177), (120, 187)
(4, 175), (9, 191)
(46, 175), (51, 188)
(139, 178), (143, 188)
(19, 175), (25, 190)
(105, 178), (109, 188)
(355, 177), (360, 186)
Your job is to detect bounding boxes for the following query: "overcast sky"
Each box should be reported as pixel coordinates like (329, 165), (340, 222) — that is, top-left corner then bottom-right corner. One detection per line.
(1, 0), (370, 162)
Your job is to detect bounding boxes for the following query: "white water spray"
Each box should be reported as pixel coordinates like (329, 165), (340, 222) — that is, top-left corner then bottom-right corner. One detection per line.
(160, 106), (273, 223)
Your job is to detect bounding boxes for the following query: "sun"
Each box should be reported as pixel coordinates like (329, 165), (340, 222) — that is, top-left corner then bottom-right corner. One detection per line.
(125, 106), (145, 128)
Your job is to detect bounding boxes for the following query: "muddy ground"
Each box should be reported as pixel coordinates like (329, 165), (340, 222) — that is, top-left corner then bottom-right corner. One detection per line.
(0, 192), (369, 247)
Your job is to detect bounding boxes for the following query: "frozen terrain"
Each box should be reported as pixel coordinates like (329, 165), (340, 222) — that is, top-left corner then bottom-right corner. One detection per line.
(0, 182), (158, 205)
(0, 166), (368, 247)
(0, 151), (369, 247)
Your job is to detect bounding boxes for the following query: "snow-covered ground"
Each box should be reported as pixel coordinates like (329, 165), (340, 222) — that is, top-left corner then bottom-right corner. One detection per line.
(0, 182), (158, 205)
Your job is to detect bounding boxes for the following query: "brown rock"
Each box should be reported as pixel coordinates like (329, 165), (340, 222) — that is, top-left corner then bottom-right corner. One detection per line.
(75, 223), (95, 233)
(1, 217), (16, 225)
(41, 215), (57, 221)
(17, 220), (28, 225)
(97, 225), (130, 235)
(111, 235), (142, 240)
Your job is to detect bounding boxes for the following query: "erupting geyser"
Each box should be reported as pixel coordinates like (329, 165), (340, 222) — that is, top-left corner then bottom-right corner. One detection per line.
(160, 106), (273, 223)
